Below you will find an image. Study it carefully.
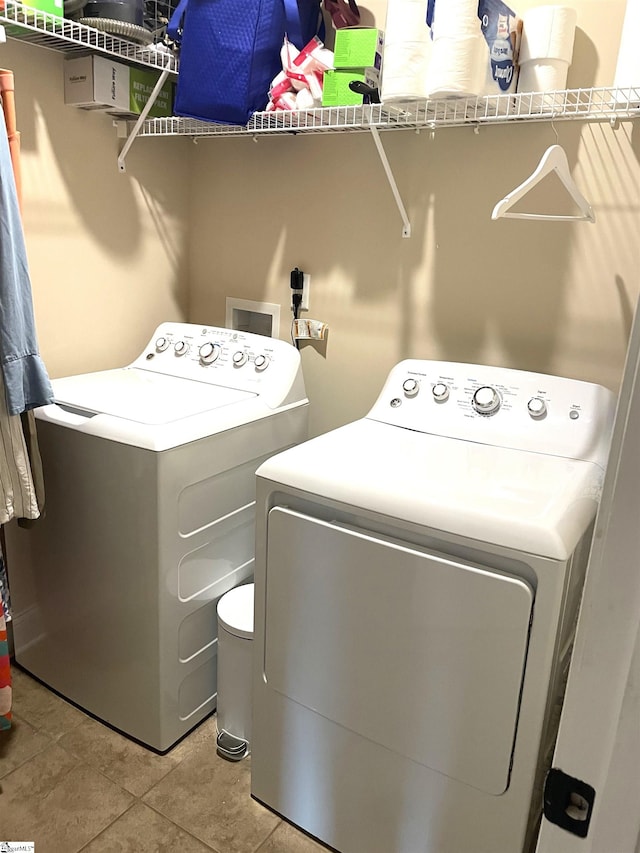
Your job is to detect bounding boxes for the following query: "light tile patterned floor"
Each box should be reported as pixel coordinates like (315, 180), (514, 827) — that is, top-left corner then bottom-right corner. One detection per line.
(0, 666), (330, 853)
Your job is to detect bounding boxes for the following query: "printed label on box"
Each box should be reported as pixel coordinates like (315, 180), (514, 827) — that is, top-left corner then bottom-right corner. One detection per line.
(333, 28), (384, 70)
(322, 68), (380, 107)
(130, 68), (173, 118)
(64, 56), (173, 117)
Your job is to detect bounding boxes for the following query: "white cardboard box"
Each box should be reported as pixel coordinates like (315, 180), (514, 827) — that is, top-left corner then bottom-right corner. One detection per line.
(64, 55), (173, 117)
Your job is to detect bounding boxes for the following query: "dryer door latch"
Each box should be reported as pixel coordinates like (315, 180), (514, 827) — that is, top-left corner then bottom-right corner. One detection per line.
(543, 767), (596, 838)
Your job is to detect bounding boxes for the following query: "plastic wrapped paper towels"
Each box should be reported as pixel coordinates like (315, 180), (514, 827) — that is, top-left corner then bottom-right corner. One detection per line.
(412, 0), (520, 101)
(381, 0), (521, 104)
(516, 5), (577, 98)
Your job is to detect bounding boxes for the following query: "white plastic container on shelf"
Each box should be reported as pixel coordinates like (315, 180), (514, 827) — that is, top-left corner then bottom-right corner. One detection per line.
(517, 4), (577, 106)
(216, 583), (255, 761)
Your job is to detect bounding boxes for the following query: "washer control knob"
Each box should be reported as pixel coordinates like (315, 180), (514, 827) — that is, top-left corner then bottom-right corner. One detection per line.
(232, 350), (248, 367)
(155, 336), (170, 352)
(432, 382), (449, 402)
(472, 385), (501, 415)
(174, 340), (188, 356)
(402, 378), (419, 398)
(254, 354), (270, 371)
(199, 342), (220, 364)
(527, 396), (547, 419)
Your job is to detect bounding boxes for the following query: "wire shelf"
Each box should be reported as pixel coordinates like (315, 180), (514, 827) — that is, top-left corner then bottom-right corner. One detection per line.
(136, 87), (640, 138)
(0, 0), (177, 71)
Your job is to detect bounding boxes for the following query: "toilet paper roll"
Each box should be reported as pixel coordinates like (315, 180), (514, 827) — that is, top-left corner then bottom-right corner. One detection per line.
(425, 32), (485, 99)
(382, 0), (433, 102)
(517, 57), (569, 94)
(431, 0), (482, 41)
(614, 0), (640, 90)
(384, 0), (431, 46)
(381, 43), (433, 101)
(519, 5), (577, 64)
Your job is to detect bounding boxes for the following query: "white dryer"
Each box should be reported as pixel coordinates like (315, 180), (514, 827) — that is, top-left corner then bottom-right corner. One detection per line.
(251, 361), (615, 853)
(6, 322), (308, 752)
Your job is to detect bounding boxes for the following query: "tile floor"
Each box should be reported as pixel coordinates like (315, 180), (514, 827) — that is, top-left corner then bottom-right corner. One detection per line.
(0, 665), (330, 853)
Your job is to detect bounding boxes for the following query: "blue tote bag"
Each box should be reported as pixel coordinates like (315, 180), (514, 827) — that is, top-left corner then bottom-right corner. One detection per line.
(167, 0), (324, 125)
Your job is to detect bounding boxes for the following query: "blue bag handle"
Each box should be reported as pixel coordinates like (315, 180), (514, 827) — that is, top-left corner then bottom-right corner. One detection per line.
(284, 0), (327, 47)
(167, 0), (189, 44)
(283, 0), (303, 49)
(168, 0), (323, 50)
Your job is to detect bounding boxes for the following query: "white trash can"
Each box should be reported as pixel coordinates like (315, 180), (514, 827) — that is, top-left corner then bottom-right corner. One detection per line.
(216, 582), (254, 761)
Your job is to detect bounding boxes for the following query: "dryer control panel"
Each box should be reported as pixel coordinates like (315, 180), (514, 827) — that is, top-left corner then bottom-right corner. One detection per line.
(367, 360), (617, 466)
(129, 322), (306, 409)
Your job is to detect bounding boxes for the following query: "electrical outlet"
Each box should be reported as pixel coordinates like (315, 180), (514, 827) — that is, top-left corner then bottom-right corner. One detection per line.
(302, 273), (310, 311)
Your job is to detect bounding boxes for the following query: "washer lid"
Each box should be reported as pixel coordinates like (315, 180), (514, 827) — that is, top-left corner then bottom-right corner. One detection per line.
(217, 584), (254, 638)
(52, 368), (255, 425)
(256, 419), (606, 561)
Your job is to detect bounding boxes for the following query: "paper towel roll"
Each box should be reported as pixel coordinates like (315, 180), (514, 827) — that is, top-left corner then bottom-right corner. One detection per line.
(518, 58), (569, 94)
(382, 0), (433, 102)
(519, 5), (577, 64)
(425, 32), (486, 98)
(382, 44), (433, 101)
(614, 0), (640, 89)
(384, 0), (430, 45)
(431, 0), (482, 40)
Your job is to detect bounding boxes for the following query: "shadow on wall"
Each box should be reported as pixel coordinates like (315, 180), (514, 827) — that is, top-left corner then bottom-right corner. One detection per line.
(9, 41), (183, 266)
(425, 24), (600, 372)
(567, 27), (599, 89)
(632, 120), (640, 164)
(428, 121), (587, 373)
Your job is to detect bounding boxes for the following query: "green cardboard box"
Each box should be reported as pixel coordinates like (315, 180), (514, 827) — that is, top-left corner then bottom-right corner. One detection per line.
(333, 27), (384, 70)
(322, 68), (380, 107)
(22, 0), (63, 16)
(64, 55), (173, 118)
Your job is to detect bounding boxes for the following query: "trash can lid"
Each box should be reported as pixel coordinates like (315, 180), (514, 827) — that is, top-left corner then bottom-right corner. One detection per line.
(217, 583), (254, 639)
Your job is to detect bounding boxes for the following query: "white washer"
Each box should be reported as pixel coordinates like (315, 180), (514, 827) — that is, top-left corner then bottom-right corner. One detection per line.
(6, 322), (308, 752)
(251, 360), (616, 853)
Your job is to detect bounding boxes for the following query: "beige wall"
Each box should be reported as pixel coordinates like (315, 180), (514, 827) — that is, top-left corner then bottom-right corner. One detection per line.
(9, 40), (191, 379)
(189, 0), (640, 438)
(8, 1), (640, 441)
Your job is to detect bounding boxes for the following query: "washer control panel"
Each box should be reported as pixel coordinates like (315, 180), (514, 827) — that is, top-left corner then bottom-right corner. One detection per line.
(369, 359), (617, 466)
(129, 322), (303, 399)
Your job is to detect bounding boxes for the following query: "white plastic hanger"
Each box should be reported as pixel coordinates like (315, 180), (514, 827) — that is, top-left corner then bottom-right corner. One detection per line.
(491, 144), (595, 223)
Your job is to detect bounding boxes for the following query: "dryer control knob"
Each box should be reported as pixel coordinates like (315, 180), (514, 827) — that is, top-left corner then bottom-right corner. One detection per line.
(254, 354), (270, 371)
(528, 397), (547, 419)
(402, 378), (419, 397)
(155, 336), (170, 352)
(174, 340), (189, 356)
(432, 382), (450, 402)
(199, 342), (220, 364)
(233, 350), (248, 367)
(472, 385), (501, 415)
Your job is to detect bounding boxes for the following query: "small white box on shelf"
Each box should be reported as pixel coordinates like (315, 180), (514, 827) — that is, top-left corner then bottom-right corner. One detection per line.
(64, 55), (173, 117)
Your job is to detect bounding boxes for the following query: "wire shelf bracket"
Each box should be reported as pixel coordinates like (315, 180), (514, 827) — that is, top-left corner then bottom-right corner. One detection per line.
(369, 124), (411, 238)
(117, 66), (171, 172)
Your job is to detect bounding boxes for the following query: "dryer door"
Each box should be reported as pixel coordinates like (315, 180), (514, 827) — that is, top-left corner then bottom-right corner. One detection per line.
(263, 507), (534, 796)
